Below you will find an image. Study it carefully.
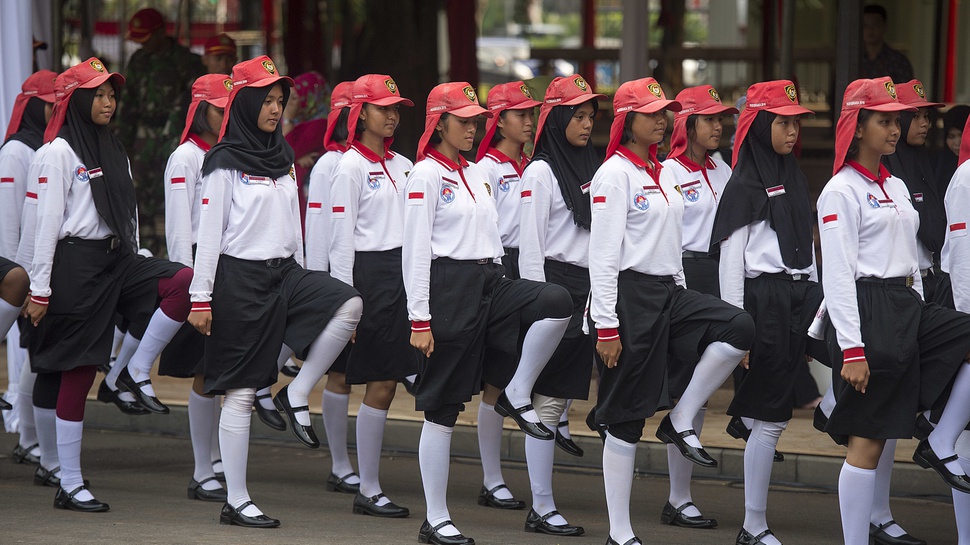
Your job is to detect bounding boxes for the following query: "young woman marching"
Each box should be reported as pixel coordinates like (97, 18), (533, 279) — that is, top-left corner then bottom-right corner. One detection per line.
(517, 74), (606, 537)
(471, 80), (541, 512)
(588, 77), (753, 545)
(25, 58), (193, 511)
(328, 73), (414, 518)
(818, 76), (970, 545)
(304, 80), (363, 495)
(404, 81), (572, 545)
(187, 56), (361, 527)
(709, 80), (820, 545)
(660, 84), (738, 531)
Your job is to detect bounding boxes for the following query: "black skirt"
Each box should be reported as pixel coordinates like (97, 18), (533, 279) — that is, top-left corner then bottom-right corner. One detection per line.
(0, 256), (20, 281)
(345, 248), (417, 384)
(203, 255), (358, 394)
(728, 274), (823, 422)
(922, 271), (954, 309)
(669, 253), (721, 398)
(158, 322), (205, 378)
(533, 259), (593, 400)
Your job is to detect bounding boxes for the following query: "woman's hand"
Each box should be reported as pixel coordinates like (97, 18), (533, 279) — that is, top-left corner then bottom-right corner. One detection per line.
(23, 301), (47, 326)
(597, 339), (622, 368)
(188, 310), (213, 336)
(411, 330), (434, 358)
(739, 351), (750, 369)
(841, 360), (870, 393)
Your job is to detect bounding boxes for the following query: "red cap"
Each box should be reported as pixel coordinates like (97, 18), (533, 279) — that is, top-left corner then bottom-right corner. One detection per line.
(204, 33), (237, 57)
(895, 79), (944, 109)
(4, 70), (57, 142)
(606, 77), (680, 160)
(346, 74), (413, 145)
(475, 81), (542, 162)
(668, 85), (737, 160)
(417, 82), (492, 162)
(732, 80), (814, 167)
(45, 58), (125, 142)
(534, 75), (606, 152)
(218, 55), (294, 139)
(833, 77), (917, 175)
(180, 74), (232, 145)
(126, 8), (164, 43)
(958, 111), (970, 168)
(323, 81), (353, 152)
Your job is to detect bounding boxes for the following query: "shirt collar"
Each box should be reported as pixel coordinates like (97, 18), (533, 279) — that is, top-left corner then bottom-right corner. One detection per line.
(615, 145), (662, 174)
(484, 147), (527, 176)
(670, 154), (716, 173)
(350, 141), (394, 163)
(846, 160), (891, 184)
(426, 148), (468, 171)
(187, 133), (212, 152)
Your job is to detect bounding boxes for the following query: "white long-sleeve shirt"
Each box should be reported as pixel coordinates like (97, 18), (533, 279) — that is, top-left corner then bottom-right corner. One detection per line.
(0, 140), (35, 260)
(589, 147), (685, 332)
(817, 162), (922, 362)
(304, 149), (344, 272)
(518, 159), (590, 281)
(14, 143), (49, 272)
(164, 136), (209, 267)
(662, 154), (731, 253)
(478, 148), (526, 249)
(188, 166), (303, 305)
(328, 143), (412, 286)
(942, 160), (970, 312)
(402, 150), (503, 324)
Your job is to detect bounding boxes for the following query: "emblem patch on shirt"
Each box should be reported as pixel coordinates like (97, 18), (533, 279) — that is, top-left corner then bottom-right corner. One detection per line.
(684, 187), (699, 202)
(498, 174), (515, 193)
(74, 165), (89, 182)
(866, 192), (880, 208)
(483, 182), (492, 197)
(766, 185), (786, 198)
(520, 189), (532, 203)
(440, 185), (455, 203)
(241, 172), (271, 186)
(289, 166), (296, 180)
(633, 192), (649, 211)
(367, 172), (382, 189)
(950, 222), (967, 238)
(822, 213), (838, 230)
(913, 192), (924, 202)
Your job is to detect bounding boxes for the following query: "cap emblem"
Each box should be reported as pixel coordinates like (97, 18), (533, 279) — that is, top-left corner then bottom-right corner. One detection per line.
(90, 60), (105, 73)
(885, 81), (897, 100)
(646, 83), (663, 98)
(385, 79), (398, 94)
(223, 79), (233, 92)
(708, 88), (721, 102)
(573, 76), (589, 92)
(913, 83), (925, 99)
(784, 84), (797, 103)
(462, 85), (477, 103)
(261, 60), (276, 75)
(520, 84), (533, 99)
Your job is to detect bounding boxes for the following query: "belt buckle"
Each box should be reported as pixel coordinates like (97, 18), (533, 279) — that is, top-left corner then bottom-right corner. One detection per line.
(108, 237), (120, 251)
(266, 258), (282, 268)
(476, 258), (489, 265)
(792, 273), (803, 281)
(906, 276), (914, 288)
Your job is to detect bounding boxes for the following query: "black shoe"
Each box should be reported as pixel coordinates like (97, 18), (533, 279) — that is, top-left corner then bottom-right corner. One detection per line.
(116, 366), (169, 414)
(34, 466), (60, 487)
(912, 439), (970, 493)
(725, 416), (784, 462)
(326, 472), (360, 494)
(11, 443), (40, 465)
(656, 414), (717, 468)
(212, 459), (225, 482)
(219, 501), (280, 528)
(524, 509), (584, 536)
(280, 361), (300, 378)
(97, 379), (150, 415)
(53, 485), (109, 513)
(97, 356), (115, 375)
(254, 394), (287, 431)
(555, 422), (584, 457)
(418, 520), (474, 545)
(914, 414), (934, 442)
(273, 385), (319, 448)
(477, 484), (525, 510)
(494, 392), (553, 440)
(812, 406), (828, 433)
(736, 528), (776, 545)
(585, 407), (607, 442)
(606, 538), (642, 545)
(187, 477), (227, 502)
(352, 492), (410, 518)
(660, 501), (717, 529)
(0, 397), (11, 410)
(870, 521), (927, 545)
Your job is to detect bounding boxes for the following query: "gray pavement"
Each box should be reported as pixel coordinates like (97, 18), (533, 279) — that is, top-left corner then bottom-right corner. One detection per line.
(0, 428), (959, 545)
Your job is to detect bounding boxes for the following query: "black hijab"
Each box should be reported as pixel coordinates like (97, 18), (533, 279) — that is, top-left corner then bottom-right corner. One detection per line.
(883, 110), (945, 255)
(529, 102), (601, 230)
(4, 97), (47, 151)
(710, 110), (814, 269)
(202, 84), (294, 178)
(59, 85), (138, 254)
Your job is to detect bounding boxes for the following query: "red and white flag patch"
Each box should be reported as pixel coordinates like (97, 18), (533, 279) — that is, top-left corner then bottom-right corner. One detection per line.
(170, 176), (186, 190)
(822, 213), (838, 230)
(201, 197), (209, 211)
(0, 177), (13, 187)
(766, 185), (786, 198)
(408, 191), (424, 206)
(520, 189), (532, 204)
(950, 222), (967, 238)
(308, 201), (322, 214)
(332, 205), (346, 218)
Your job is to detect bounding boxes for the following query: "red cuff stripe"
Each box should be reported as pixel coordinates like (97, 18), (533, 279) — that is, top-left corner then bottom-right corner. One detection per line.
(842, 347), (866, 364)
(411, 320), (431, 332)
(30, 296), (49, 306)
(191, 302), (211, 312)
(822, 214), (838, 224)
(597, 328), (620, 342)
(951, 222), (967, 232)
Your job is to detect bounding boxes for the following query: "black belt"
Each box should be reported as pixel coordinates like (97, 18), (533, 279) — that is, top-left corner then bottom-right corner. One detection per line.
(503, 247), (519, 257)
(760, 271), (810, 282)
(681, 250), (712, 259)
(63, 236), (121, 252)
(619, 269), (675, 283)
(264, 258), (285, 268)
(543, 258), (588, 276)
(857, 276), (915, 288)
(434, 257), (494, 266)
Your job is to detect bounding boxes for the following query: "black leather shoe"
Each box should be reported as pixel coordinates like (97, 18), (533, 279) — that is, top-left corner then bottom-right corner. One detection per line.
(326, 472), (360, 494)
(53, 485), (109, 512)
(116, 366), (169, 414)
(914, 413), (934, 441)
(97, 356), (115, 375)
(524, 509), (584, 536)
(280, 361), (300, 377)
(11, 443), (40, 465)
(736, 528), (776, 545)
(352, 492), (409, 517)
(586, 407), (607, 442)
(34, 466), (60, 487)
(254, 393), (286, 431)
(187, 477), (227, 502)
(725, 416), (784, 462)
(0, 397), (11, 410)
(657, 414), (717, 468)
(97, 379), (150, 415)
(477, 484), (525, 510)
(606, 538), (642, 545)
(556, 422), (584, 457)
(273, 385), (319, 448)
(212, 459), (225, 482)
(219, 501), (280, 528)
(418, 519), (474, 545)
(912, 439), (970, 493)
(870, 521), (927, 545)
(812, 406), (828, 433)
(494, 392), (553, 440)
(660, 501), (717, 529)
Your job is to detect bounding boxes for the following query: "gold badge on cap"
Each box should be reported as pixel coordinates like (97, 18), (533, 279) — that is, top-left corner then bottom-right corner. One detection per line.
(520, 84), (533, 99)
(784, 84), (797, 103)
(647, 83), (663, 98)
(261, 60), (276, 75)
(223, 79), (233, 92)
(913, 83), (925, 99)
(462, 85), (477, 103)
(885, 81), (897, 100)
(385, 79), (398, 94)
(573, 76), (589, 92)
(708, 88), (721, 102)
(90, 60), (105, 73)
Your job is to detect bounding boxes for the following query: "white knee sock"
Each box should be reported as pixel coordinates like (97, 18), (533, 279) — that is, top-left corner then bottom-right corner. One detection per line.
(954, 432), (970, 545)
(189, 390), (219, 486)
(929, 362), (970, 475)
(106, 332), (139, 402)
(558, 399), (573, 439)
(504, 317), (569, 424)
(221, 388), (262, 516)
(819, 385), (836, 417)
(34, 406), (59, 471)
(870, 439), (905, 537)
(670, 341), (744, 448)
(322, 389), (356, 481)
(839, 461), (876, 545)
(528, 394), (567, 524)
(668, 408), (706, 517)
(742, 419), (787, 545)
(56, 417), (94, 501)
(420, 420), (459, 537)
(127, 309), (183, 396)
(0, 299), (20, 344)
(603, 433), (637, 544)
(5, 324), (25, 432)
(210, 395), (222, 465)
(287, 298), (361, 426)
(111, 326), (124, 357)
(356, 403), (388, 503)
(477, 401), (511, 498)
(17, 369), (37, 448)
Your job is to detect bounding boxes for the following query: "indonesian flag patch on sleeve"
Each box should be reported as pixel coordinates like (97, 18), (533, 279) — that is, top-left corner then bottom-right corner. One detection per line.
(407, 191), (424, 206)
(592, 195), (607, 210)
(822, 213), (838, 230)
(766, 185), (786, 198)
(950, 222), (967, 238)
(520, 189), (532, 204)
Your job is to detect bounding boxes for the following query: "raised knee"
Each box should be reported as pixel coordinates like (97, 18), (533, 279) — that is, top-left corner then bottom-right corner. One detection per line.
(537, 284), (571, 319)
(1, 265), (29, 306)
(727, 312), (755, 351)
